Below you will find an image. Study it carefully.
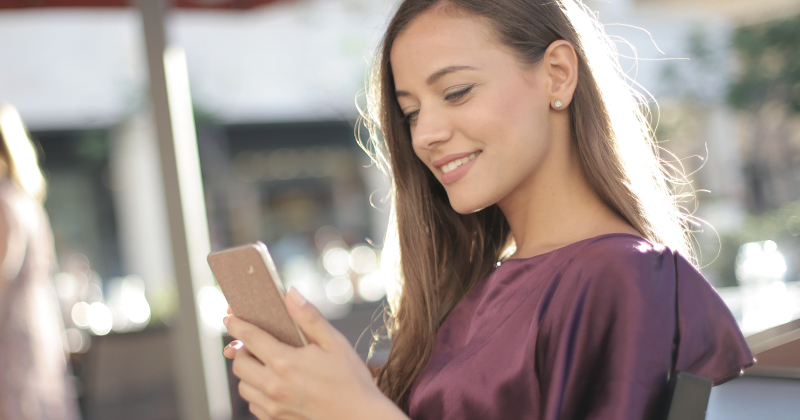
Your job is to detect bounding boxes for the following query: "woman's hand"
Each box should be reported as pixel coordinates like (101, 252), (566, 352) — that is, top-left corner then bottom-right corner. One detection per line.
(223, 288), (407, 420)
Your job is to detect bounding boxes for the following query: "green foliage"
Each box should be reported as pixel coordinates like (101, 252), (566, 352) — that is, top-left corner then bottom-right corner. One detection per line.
(728, 14), (800, 113)
(74, 130), (109, 163)
(739, 201), (800, 243)
(688, 29), (714, 68)
(702, 233), (743, 288)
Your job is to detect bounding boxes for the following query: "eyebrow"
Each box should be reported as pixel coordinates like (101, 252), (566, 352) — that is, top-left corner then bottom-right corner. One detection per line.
(395, 65), (478, 97)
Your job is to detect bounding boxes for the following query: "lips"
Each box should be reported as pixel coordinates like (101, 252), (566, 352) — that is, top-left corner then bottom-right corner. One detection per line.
(434, 151), (481, 185)
(441, 152), (478, 174)
(432, 151), (481, 170)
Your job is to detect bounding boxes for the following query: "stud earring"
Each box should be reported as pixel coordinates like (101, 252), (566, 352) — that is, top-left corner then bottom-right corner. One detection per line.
(554, 99), (563, 108)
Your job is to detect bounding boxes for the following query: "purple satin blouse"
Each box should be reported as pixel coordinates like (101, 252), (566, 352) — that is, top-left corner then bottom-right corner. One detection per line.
(407, 233), (754, 420)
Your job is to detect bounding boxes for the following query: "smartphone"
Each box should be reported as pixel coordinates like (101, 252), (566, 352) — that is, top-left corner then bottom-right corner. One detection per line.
(207, 241), (307, 347)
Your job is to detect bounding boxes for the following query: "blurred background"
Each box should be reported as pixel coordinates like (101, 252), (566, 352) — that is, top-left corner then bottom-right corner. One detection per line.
(0, 0), (798, 419)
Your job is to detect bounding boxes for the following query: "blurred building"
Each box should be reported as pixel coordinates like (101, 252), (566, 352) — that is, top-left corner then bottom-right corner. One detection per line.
(1, 1), (396, 418)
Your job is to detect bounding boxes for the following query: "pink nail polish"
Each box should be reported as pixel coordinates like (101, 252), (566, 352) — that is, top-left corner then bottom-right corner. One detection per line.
(288, 287), (307, 307)
(225, 340), (243, 350)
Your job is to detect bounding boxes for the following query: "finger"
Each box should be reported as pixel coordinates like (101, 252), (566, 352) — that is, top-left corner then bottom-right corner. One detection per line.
(224, 314), (292, 363)
(232, 346), (271, 386)
(241, 380), (298, 420)
(235, 348), (306, 411)
(250, 404), (273, 420)
(227, 305), (234, 315)
(222, 339), (243, 360)
(284, 286), (341, 351)
(239, 381), (274, 420)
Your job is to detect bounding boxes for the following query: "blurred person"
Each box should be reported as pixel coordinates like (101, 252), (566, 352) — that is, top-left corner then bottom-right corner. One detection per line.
(221, 1), (755, 419)
(0, 104), (80, 420)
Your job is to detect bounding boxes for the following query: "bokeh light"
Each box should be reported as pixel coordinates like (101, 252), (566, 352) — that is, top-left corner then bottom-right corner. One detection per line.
(71, 301), (90, 328)
(64, 327), (90, 354)
(106, 275), (152, 332)
(323, 247), (351, 277)
(325, 276), (354, 305)
(87, 302), (113, 336)
(357, 272), (386, 302)
(736, 240), (788, 284)
(349, 245), (377, 275)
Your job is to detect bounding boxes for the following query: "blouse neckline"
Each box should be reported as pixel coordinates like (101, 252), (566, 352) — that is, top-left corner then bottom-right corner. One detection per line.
(497, 232), (647, 266)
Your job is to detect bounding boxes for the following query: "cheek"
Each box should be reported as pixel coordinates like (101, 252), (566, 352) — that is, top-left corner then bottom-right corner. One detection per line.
(494, 82), (547, 126)
(476, 84), (548, 151)
(410, 136), (428, 166)
(409, 135), (438, 178)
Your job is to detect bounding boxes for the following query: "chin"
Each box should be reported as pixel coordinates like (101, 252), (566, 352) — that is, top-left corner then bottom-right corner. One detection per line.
(447, 194), (494, 215)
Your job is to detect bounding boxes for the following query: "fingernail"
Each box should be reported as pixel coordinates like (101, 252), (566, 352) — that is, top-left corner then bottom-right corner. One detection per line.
(223, 314), (231, 327)
(225, 340), (243, 350)
(287, 287), (307, 307)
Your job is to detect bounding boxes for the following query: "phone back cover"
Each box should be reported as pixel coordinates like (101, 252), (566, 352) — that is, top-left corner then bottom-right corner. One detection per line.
(208, 244), (305, 347)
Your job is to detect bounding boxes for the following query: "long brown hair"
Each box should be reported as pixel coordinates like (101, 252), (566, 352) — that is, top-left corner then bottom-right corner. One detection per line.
(359, 0), (692, 410)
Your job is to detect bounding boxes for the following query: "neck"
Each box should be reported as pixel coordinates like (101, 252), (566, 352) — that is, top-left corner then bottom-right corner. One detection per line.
(498, 135), (637, 260)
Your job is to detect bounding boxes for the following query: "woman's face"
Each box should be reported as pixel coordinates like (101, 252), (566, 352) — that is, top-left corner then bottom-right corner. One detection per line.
(390, 9), (558, 214)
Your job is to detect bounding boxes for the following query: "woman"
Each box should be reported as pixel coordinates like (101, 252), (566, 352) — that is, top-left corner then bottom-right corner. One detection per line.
(223, 1), (754, 419)
(0, 104), (80, 420)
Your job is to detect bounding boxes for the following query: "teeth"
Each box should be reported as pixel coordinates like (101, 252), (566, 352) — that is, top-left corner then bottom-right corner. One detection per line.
(441, 152), (478, 174)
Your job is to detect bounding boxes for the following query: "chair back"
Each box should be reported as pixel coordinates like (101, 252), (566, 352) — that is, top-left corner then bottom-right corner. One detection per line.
(665, 371), (713, 420)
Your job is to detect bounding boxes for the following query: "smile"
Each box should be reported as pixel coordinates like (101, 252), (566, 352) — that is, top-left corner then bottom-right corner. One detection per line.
(440, 152), (479, 174)
(435, 151), (482, 185)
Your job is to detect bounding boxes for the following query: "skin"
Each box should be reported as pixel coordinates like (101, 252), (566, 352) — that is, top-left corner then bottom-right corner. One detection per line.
(224, 7), (639, 420)
(223, 289), (406, 420)
(392, 9), (638, 259)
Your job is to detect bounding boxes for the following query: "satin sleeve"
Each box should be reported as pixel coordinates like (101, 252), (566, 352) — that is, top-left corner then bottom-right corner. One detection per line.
(535, 241), (754, 420)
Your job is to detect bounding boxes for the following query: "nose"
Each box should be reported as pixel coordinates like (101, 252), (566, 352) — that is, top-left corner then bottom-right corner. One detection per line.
(411, 106), (453, 152)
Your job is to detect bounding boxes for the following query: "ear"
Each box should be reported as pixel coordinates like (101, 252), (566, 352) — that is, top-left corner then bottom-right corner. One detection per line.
(543, 40), (579, 110)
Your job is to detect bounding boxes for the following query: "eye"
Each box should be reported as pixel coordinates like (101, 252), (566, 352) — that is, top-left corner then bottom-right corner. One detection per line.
(444, 84), (477, 103)
(402, 110), (419, 125)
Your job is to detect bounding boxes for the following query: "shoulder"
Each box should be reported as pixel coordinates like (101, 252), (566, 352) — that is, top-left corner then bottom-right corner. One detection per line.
(536, 235), (682, 367)
(552, 234), (686, 308)
(567, 233), (679, 282)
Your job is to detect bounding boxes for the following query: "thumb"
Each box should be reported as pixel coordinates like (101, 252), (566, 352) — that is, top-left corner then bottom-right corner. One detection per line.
(284, 287), (338, 351)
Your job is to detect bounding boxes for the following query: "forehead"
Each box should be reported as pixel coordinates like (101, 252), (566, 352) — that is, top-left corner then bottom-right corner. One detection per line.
(390, 10), (500, 82)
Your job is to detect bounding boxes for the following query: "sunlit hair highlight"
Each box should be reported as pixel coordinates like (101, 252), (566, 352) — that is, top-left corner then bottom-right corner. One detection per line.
(358, 0), (694, 410)
(0, 104), (46, 203)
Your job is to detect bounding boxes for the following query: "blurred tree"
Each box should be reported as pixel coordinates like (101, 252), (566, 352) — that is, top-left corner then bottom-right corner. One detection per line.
(655, 26), (739, 286)
(724, 16), (800, 284)
(656, 18), (800, 286)
(727, 15), (800, 212)
(728, 15), (800, 113)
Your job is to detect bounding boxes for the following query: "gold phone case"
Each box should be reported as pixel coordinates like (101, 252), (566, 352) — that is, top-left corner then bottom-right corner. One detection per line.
(208, 242), (307, 347)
